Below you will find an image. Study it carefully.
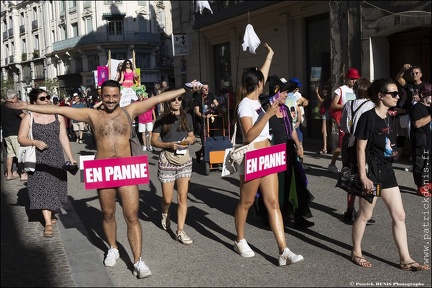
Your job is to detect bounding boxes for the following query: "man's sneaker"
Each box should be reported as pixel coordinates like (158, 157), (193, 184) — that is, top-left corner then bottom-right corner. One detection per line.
(147, 146), (154, 152)
(133, 257), (152, 279)
(142, 146), (147, 152)
(328, 164), (340, 174)
(104, 246), (119, 267)
(78, 139), (83, 144)
(176, 230), (193, 245)
(184, 81), (203, 91)
(278, 247), (304, 266)
(76, 138), (79, 143)
(343, 209), (357, 224)
(161, 212), (170, 230)
(234, 239), (255, 258)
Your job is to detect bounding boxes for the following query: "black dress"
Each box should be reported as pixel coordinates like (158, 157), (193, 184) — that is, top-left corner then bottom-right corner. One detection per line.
(28, 115), (68, 210)
(269, 114), (314, 221)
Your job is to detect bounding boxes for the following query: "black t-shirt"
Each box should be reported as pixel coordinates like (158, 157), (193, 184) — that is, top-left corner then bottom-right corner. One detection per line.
(1, 104), (23, 137)
(153, 113), (193, 143)
(194, 92), (218, 122)
(409, 102), (431, 146)
(402, 82), (428, 111)
(355, 109), (396, 164)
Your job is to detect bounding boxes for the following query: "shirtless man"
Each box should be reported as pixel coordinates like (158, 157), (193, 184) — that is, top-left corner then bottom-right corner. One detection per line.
(8, 79), (201, 279)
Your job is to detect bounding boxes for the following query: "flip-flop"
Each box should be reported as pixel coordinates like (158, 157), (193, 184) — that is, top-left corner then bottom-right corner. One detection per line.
(400, 261), (430, 271)
(6, 176), (19, 181)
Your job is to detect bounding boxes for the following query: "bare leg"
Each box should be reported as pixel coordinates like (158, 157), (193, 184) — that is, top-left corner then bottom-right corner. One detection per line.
(118, 185), (142, 263)
(42, 209), (53, 225)
(175, 177), (191, 232)
(321, 119), (327, 151)
(235, 176), (260, 242)
(161, 181), (175, 215)
(260, 173), (287, 253)
(98, 188), (118, 249)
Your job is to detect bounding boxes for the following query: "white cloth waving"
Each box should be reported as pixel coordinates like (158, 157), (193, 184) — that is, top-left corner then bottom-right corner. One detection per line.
(196, 1), (213, 14)
(242, 24), (261, 54)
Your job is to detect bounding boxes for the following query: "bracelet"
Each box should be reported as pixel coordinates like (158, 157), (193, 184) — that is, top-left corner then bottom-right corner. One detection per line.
(298, 145), (303, 148)
(267, 57), (273, 61)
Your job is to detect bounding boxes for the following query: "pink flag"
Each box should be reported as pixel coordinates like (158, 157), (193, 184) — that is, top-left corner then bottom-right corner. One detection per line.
(97, 66), (109, 87)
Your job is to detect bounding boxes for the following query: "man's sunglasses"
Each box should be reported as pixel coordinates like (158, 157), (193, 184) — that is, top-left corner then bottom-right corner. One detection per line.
(171, 97), (183, 102)
(38, 95), (51, 101)
(386, 91), (399, 98)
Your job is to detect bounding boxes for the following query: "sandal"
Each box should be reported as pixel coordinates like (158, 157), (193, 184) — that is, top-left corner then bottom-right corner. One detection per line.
(43, 225), (53, 238)
(318, 149), (327, 154)
(400, 261), (430, 271)
(351, 252), (372, 268)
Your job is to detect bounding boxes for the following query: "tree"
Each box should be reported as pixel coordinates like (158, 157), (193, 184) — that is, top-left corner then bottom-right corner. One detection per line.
(1, 79), (15, 99)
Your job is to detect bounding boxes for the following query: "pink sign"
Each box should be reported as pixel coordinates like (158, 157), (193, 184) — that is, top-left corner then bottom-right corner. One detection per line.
(97, 66), (109, 86)
(83, 155), (149, 190)
(244, 143), (286, 181)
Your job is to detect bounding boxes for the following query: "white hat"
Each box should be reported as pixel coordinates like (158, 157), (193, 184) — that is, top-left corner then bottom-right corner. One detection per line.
(73, 93), (78, 97)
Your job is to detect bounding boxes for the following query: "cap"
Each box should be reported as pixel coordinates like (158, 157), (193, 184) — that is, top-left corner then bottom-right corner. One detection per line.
(346, 68), (361, 79)
(267, 75), (298, 96)
(289, 77), (302, 88)
(73, 93), (79, 97)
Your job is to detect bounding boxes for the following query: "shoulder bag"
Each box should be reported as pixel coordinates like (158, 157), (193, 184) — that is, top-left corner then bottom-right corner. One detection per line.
(229, 123), (254, 166)
(121, 108), (145, 156)
(18, 112), (36, 172)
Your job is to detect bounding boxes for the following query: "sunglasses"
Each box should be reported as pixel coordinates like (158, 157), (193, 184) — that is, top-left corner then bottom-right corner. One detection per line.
(38, 95), (51, 101)
(171, 97), (183, 102)
(386, 91), (399, 98)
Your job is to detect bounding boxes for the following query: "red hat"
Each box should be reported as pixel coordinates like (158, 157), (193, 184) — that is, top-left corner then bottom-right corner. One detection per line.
(346, 68), (361, 79)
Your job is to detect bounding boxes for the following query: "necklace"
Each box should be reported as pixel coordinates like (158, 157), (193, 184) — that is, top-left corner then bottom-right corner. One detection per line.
(384, 115), (390, 134)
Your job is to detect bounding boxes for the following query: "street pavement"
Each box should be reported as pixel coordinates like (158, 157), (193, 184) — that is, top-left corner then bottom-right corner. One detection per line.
(1, 132), (431, 287)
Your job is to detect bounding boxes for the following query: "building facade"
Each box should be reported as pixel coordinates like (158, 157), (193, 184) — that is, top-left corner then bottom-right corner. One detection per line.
(1, 0), (174, 100)
(170, 1), (431, 139)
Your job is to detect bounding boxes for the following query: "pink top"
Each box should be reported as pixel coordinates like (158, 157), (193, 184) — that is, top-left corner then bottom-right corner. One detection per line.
(138, 99), (155, 124)
(122, 70), (135, 88)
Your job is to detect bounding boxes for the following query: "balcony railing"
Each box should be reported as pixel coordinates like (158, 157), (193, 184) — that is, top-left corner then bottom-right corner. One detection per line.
(20, 25), (25, 34)
(32, 20), (38, 30)
(53, 32), (160, 51)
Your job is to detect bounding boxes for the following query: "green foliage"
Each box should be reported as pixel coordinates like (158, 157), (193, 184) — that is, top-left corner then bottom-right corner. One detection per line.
(1, 79), (15, 99)
(45, 78), (59, 97)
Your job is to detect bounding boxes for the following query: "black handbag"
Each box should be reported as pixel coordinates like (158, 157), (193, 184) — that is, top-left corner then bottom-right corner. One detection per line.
(121, 108), (145, 156)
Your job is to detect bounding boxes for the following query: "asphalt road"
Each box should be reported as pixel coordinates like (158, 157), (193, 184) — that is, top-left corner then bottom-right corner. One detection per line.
(64, 132), (431, 287)
(1, 131), (430, 287)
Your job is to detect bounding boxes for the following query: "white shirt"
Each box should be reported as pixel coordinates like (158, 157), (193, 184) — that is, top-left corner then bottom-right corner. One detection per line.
(237, 97), (270, 143)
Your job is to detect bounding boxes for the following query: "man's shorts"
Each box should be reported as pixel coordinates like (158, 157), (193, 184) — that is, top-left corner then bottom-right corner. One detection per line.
(4, 135), (20, 157)
(138, 122), (154, 133)
(72, 121), (85, 131)
(157, 152), (192, 183)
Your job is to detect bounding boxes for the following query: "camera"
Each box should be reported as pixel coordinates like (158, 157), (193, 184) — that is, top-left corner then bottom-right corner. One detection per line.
(269, 92), (280, 105)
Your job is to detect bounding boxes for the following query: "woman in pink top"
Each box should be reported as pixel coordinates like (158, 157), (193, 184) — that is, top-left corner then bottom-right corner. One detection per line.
(138, 94), (156, 151)
(119, 60), (139, 88)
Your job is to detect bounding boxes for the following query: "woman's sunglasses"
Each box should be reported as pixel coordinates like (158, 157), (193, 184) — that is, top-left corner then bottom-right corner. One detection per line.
(171, 97), (183, 102)
(386, 91), (399, 98)
(38, 95), (51, 101)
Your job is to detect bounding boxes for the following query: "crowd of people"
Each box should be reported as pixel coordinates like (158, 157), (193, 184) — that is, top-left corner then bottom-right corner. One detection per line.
(1, 45), (430, 279)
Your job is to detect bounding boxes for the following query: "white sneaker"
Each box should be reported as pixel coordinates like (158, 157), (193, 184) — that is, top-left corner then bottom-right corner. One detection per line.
(184, 81), (203, 91)
(234, 239), (255, 258)
(104, 246), (119, 267)
(176, 230), (193, 245)
(328, 164), (340, 174)
(147, 146), (154, 152)
(142, 146), (146, 152)
(278, 247), (304, 266)
(161, 212), (170, 230)
(133, 257), (152, 279)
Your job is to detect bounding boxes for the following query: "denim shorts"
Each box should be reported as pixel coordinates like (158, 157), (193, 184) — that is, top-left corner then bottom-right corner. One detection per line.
(157, 152), (192, 183)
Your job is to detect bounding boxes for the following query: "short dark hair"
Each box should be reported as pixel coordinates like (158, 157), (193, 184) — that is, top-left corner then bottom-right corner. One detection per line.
(28, 88), (48, 104)
(369, 78), (396, 104)
(101, 80), (121, 91)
